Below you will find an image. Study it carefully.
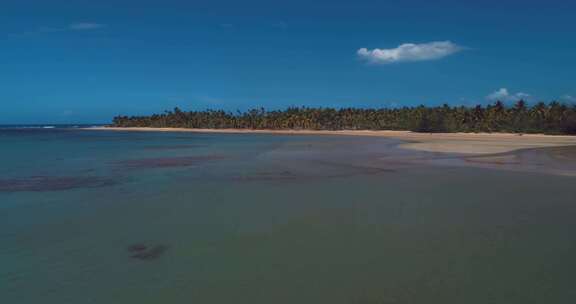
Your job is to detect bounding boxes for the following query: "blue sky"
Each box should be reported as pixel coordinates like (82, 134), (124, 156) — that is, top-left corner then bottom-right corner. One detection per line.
(1, 0), (575, 123)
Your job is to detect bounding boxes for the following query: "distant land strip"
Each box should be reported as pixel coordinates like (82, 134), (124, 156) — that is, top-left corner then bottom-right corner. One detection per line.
(86, 102), (576, 154)
(109, 102), (576, 135)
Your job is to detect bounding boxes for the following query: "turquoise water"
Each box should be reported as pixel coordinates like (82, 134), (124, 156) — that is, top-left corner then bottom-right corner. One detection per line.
(1, 129), (576, 303)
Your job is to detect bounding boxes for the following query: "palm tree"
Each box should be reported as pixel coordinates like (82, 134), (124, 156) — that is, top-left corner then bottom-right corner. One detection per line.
(111, 101), (576, 135)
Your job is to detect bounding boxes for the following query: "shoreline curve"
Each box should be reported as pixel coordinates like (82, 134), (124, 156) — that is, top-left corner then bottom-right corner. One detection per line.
(82, 127), (576, 155)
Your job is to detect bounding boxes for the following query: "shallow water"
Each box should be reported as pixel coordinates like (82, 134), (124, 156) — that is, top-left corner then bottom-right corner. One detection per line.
(1, 129), (576, 303)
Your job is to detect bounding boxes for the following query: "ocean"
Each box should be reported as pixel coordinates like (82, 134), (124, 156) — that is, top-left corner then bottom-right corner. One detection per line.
(1, 128), (576, 303)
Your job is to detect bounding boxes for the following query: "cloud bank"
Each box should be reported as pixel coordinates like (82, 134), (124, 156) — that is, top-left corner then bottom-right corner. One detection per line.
(357, 41), (462, 64)
(486, 88), (531, 102)
(560, 95), (576, 103)
(17, 22), (107, 36)
(68, 23), (106, 30)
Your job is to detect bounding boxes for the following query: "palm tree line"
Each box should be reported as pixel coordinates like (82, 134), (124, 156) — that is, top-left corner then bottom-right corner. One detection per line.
(112, 100), (576, 134)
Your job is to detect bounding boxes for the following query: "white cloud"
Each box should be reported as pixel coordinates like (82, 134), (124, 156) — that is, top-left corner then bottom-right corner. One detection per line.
(14, 23), (107, 36)
(560, 95), (576, 103)
(37, 27), (64, 33)
(272, 21), (288, 30)
(487, 88), (509, 101)
(486, 88), (531, 102)
(69, 23), (106, 30)
(357, 41), (462, 64)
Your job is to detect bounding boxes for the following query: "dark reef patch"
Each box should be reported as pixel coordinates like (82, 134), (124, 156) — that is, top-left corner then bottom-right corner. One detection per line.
(233, 161), (395, 183)
(234, 170), (299, 182)
(0, 176), (117, 193)
(127, 244), (169, 261)
(127, 243), (148, 252)
(114, 155), (226, 169)
(142, 144), (207, 151)
(313, 160), (397, 175)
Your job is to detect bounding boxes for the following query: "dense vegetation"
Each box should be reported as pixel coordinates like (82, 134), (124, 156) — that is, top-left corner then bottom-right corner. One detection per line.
(112, 100), (576, 134)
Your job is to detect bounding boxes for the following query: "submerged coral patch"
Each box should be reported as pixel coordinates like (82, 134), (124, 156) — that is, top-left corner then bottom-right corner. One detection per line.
(233, 161), (395, 183)
(114, 155), (225, 169)
(142, 144), (207, 151)
(0, 176), (117, 192)
(127, 243), (148, 252)
(127, 244), (169, 261)
(235, 170), (299, 181)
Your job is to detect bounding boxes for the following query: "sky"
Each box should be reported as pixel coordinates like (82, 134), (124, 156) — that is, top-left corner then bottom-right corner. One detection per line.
(1, 0), (575, 124)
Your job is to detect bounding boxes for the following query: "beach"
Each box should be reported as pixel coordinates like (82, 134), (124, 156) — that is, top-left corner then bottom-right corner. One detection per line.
(85, 127), (576, 154)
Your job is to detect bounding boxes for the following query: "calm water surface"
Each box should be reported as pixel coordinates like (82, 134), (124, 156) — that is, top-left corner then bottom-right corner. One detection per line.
(1, 129), (575, 303)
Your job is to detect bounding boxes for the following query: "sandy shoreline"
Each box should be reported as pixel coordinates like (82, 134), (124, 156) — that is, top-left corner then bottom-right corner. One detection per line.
(83, 127), (576, 154)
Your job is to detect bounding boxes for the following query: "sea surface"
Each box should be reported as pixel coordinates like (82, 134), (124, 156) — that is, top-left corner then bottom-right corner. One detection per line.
(1, 128), (576, 304)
